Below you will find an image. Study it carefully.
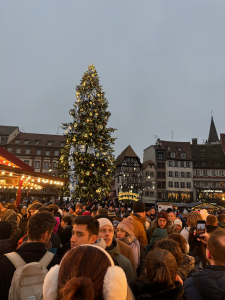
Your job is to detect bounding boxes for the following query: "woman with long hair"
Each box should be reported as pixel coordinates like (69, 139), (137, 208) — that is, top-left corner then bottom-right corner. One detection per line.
(43, 244), (134, 300)
(130, 249), (184, 300)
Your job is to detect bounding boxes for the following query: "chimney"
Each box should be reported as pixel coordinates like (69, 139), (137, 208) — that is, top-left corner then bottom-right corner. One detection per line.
(192, 138), (197, 145)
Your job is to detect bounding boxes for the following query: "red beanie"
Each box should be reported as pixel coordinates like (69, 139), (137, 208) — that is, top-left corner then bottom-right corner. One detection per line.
(157, 211), (168, 222)
(83, 211), (91, 216)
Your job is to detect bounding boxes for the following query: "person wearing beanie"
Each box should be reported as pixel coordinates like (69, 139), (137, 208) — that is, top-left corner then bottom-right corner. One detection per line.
(146, 210), (175, 243)
(117, 217), (146, 276)
(108, 209), (117, 219)
(130, 201), (148, 246)
(174, 219), (183, 233)
(83, 211), (91, 216)
(97, 218), (135, 283)
(0, 221), (13, 256)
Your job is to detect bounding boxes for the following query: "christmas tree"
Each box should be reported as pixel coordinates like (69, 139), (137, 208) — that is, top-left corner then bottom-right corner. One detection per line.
(57, 64), (116, 200)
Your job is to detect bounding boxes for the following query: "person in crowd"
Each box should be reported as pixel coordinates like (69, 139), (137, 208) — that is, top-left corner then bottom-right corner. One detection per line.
(7, 204), (22, 225)
(182, 210), (188, 227)
(123, 212), (130, 220)
(131, 201), (148, 246)
(0, 221), (12, 256)
(206, 214), (218, 233)
(180, 211), (202, 241)
(91, 208), (98, 217)
(65, 205), (75, 217)
(48, 204), (61, 234)
(130, 249), (184, 300)
(117, 216), (146, 277)
(97, 218), (135, 283)
(73, 203), (83, 217)
(58, 216), (100, 256)
(148, 207), (156, 221)
(97, 208), (108, 215)
(0, 211), (61, 300)
(174, 219), (183, 233)
(0, 201), (21, 250)
(19, 206), (28, 236)
(168, 211), (176, 223)
(147, 211), (175, 242)
(62, 207), (69, 216)
(145, 228), (168, 254)
(188, 226), (207, 270)
(108, 209), (117, 219)
(28, 203), (43, 216)
(120, 206), (126, 218)
(58, 216), (72, 245)
(184, 228), (225, 300)
(113, 220), (120, 234)
(43, 245), (133, 300)
(217, 213), (225, 228)
(168, 233), (197, 277)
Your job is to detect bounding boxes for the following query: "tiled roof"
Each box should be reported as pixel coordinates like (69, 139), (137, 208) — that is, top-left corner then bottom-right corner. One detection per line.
(116, 145), (139, 166)
(142, 160), (154, 170)
(221, 133), (225, 154)
(8, 132), (65, 148)
(156, 140), (192, 159)
(0, 126), (18, 135)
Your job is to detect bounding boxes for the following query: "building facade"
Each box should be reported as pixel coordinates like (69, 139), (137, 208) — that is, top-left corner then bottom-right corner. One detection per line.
(141, 160), (156, 204)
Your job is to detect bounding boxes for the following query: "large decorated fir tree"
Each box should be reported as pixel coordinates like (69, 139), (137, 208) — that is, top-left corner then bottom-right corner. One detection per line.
(57, 64), (116, 200)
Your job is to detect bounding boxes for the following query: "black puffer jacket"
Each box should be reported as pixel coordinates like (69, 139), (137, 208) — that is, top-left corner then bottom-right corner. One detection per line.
(184, 265), (225, 300)
(130, 278), (184, 300)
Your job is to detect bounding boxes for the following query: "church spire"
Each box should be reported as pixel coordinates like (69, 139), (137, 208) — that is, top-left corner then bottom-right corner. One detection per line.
(208, 116), (219, 143)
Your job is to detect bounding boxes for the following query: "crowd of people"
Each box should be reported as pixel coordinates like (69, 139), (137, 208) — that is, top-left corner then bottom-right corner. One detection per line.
(0, 196), (225, 300)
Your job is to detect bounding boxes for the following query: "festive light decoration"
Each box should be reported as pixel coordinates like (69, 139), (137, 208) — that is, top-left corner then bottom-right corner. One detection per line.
(57, 64), (117, 199)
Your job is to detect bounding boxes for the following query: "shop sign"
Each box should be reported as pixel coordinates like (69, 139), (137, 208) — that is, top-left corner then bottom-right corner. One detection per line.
(203, 190), (223, 193)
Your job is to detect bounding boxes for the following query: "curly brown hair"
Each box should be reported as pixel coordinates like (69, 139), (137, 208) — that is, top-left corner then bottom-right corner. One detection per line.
(168, 233), (187, 254)
(155, 238), (183, 266)
(27, 211), (56, 241)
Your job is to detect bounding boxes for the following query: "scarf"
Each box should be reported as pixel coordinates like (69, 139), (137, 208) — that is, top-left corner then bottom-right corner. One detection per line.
(120, 233), (140, 268)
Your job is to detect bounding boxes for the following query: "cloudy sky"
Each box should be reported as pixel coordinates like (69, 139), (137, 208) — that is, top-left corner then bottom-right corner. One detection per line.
(1, 0), (224, 161)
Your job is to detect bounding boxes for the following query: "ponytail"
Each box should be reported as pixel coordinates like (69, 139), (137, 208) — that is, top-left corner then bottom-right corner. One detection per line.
(154, 262), (174, 288)
(59, 277), (94, 300)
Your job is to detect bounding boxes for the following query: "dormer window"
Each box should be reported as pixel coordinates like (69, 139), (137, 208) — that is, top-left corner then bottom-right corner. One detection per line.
(201, 153), (205, 156)
(181, 153), (186, 158)
(34, 140), (40, 145)
(48, 141), (53, 146)
(15, 140), (21, 144)
(178, 147), (181, 151)
(61, 142), (65, 147)
(24, 140), (30, 144)
(171, 152), (175, 157)
(214, 153), (219, 156)
(168, 147), (170, 150)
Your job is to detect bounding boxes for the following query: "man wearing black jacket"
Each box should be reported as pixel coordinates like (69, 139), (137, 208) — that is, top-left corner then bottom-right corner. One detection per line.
(0, 211), (61, 300)
(184, 228), (225, 300)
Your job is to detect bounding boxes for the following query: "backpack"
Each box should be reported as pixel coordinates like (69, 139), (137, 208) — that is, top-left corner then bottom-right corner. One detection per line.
(5, 251), (54, 300)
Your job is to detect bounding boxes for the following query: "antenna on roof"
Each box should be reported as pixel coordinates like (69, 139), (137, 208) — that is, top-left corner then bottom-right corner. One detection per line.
(211, 110), (213, 119)
(171, 131), (174, 141)
(154, 135), (158, 142)
(56, 126), (62, 135)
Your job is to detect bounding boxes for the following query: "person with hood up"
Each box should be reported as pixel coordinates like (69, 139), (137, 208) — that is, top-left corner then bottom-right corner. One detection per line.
(130, 249), (184, 300)
(117, 216), (146, 277)
(145, 228), (168, 254)
(130, 201), (148, 246)
(146, 211), (175, 243)
(98, 218), (135, 283)
(58, 216), (72, 245)
(43, 244), (134, 300)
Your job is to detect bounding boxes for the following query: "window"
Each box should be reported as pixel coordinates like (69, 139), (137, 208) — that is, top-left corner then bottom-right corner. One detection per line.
(61, 142), (65, 147)
(16, 148), (21, 154)
(46, 149), (50, 156)
(24, 160), (29, 165)
(162, 193), (165, 200)
(186, 162), (190, 168)
(44, 162), (49, 169)
(25, 148), (30, 154)
(168, 161), (173, 167)
(180, 162), (184, 167)
(174, 161), (178, 167)
(212, 170), (216, 176)
(157, 162), (161, 168)
(187, 182), (191, 188)
(168, 147), (170, 150)
(162, 182), (165, 189)
(214, 153), (219, 156)
(145, 171), (150, 176)
(215, 161), (219, 166)
(53, 162), (57, 168)
(195, 170), (199, 176)
(117, 177), (120, 183)
(37, 149), (41, 155)
(181, 153), (186, 158)
(175, 171), (179, 177)
(158, 152), (163, 159)
(15, 140), (20, 144)
(7, 147), (12, 152)
(48, 141), (53, 146)
(150, 172), (154, 177)
(145, 191), (150, 197)
(203, 170), (207, 176)
(193, 161), (197, 166)
(178, 147), (181, 151)
(220, 170), (224, 176)
(158, 182), (161, 188)
(169, 182), (173, 188)
(162, 172), (165, 179)
(158, 192), (161, 199)
(175, 182), (179, 188)
(34, 140), (40, 145)
(24, 140), (30, 144)
(171, 152), (175, 157)
(204, 182), (208, 187)
(202, 162), (206, 166)
(201, 153), (205, 156)
(35, 161), (40, 169)
(181, 172), (185, 178)
(161, 163), (165, 169)
(181, 182), (185, 188)
(168, 171), (173, 177)
(54, 150), (59, 156)
(157, 172), (161, 178)
(150, 192), (154, 197)
(186, 172), (191, 178)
